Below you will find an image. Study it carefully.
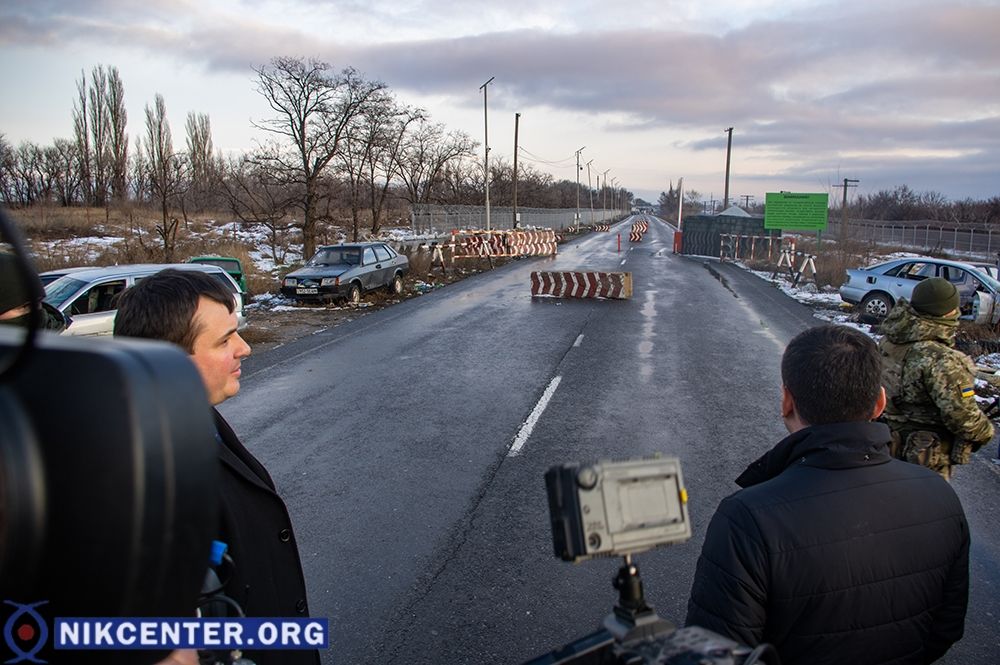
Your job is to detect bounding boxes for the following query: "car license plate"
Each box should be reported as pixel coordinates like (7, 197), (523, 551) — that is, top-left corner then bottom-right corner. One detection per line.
(296, 288), (318, 294)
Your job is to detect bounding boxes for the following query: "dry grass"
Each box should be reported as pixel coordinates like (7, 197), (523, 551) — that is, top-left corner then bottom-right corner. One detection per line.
(238, 326), (281, 345)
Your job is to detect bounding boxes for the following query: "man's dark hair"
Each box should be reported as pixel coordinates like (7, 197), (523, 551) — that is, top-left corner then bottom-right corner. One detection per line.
(781, 325), (881, 425)
(114, 269), (235, 353)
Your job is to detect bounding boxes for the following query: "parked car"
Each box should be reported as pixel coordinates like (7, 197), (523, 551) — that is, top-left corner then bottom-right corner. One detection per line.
(43, 263), (246, 336)
(839, 256), (1000, 324)
(281, 242), (409, 304)
(188, 255), (247, 292)
(39, 266), (90, 285)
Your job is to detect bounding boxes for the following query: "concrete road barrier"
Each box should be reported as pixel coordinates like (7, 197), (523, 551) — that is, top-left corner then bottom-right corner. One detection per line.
(530, 271), (633, 300)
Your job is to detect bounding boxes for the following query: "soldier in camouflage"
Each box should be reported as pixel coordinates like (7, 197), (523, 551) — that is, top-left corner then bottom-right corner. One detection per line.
(879, 277), (994, 480)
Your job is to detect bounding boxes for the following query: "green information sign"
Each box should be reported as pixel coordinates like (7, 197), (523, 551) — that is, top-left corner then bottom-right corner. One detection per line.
(764, 192), (829, 230)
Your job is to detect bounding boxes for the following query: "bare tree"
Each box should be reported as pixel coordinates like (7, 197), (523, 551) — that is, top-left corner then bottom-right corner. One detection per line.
(107, 66), (129, 202)
(366, 105), (424, 236)
(0, 134), (16, 205)
(130, 135), (149, 202)
(222, 153), (296, 264)
(337, 94), (415, 240)
(72, 70), (93, 205)
(11, 142), (45, 206)
(144, 93), (186, 260)
(252, 56), (387, 258)
(395, 122), (477, 204)
(186, 111), (218, 211)
(50, 138), (82, 206)
(87, 65), (112, 208)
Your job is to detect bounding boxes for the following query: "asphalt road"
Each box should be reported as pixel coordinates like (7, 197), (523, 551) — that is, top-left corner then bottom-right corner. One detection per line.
(224, 216), (1000, 663)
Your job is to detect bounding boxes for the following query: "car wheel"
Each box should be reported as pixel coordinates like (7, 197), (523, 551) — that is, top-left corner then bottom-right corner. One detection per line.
(347, 283), (362, 305)
(387, 273), (403, 295)
(860, 292), (892, 320)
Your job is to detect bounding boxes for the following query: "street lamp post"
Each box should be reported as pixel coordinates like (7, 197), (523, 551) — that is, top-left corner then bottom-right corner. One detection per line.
(723, 127), (733, 209)
(480, 76), (495, 232)
(575, 146), (585, 231)
(586, 160), (594, 227)
(601, 169), (610, 222)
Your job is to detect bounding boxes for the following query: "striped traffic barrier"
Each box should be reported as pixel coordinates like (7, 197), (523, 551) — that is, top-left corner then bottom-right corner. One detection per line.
(530, 271), (633, 300)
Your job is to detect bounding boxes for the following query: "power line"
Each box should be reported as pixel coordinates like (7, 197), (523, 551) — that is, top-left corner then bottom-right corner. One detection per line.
(517, 146), (577, 167)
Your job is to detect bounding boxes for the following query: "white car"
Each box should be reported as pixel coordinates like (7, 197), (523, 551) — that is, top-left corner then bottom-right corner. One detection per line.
(43, 263), (246, 336)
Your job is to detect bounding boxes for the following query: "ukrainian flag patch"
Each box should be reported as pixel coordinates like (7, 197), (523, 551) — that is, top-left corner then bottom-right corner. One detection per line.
(961, 386), (975, 398)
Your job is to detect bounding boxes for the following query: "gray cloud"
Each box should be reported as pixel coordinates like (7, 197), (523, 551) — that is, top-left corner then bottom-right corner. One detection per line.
(2, 0), (997, 198)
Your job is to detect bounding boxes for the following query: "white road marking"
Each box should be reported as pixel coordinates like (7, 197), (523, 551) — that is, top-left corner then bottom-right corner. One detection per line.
(508, 376), (562, 457)
(574, 334), (584, 347)
(620, 259), (627, 265)
(638, 290), (658, 382)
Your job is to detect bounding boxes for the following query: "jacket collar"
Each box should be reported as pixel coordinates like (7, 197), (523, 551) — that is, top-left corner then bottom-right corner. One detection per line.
(213, 407), (277, 493)
(735, 421), (893, 488)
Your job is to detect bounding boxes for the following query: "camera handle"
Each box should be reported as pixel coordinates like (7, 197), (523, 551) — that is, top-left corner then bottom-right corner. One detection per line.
(603, 554), (674, 644)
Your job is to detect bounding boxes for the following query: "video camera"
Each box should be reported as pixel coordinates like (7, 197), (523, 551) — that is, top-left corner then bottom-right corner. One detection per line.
(0, 209), (220, 664)
(529, 457), (776, 665)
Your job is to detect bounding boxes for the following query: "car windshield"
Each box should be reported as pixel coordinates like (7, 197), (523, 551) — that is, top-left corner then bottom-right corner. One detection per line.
(968, 267), (1000, 292)
(44, 276), (87, 308)
(307, 248), (361, 266)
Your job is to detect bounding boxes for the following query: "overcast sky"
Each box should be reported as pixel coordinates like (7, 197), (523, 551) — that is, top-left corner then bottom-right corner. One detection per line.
(2, 0), (998, 206)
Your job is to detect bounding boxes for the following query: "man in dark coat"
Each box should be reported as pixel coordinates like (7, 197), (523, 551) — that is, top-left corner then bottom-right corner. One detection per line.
(686, 325), (968, 665)
(115, 269), (320, 665)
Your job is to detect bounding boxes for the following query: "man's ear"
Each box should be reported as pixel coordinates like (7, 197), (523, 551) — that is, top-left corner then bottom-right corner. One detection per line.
(781, 385), (795, 419)
(871, 386), (887, 420)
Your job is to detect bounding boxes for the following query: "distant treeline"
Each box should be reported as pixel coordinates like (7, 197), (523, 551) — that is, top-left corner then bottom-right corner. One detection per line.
(1, 58), (633, 260)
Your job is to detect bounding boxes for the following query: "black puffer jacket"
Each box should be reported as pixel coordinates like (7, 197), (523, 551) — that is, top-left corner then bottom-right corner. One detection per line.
(686, 421), (968, 665)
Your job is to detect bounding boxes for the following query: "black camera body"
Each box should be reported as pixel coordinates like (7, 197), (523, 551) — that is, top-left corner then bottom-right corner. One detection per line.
(0, 326), (219, 663)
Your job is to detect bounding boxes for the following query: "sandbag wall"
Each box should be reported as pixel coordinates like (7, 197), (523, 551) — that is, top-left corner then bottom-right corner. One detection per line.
(679, 213), (780, 258)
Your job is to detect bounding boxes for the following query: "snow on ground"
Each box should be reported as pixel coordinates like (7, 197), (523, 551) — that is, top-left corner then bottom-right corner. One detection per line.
(33, 235), (125, 263)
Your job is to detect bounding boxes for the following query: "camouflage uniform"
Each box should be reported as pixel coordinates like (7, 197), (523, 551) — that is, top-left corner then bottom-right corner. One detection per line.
(879, 298), (994, 480)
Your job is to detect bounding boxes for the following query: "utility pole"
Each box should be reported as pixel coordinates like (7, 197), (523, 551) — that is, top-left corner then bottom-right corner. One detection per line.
(513, 112), (520, 229)
(601, 169), (610, 222)
(586, 160), (594, 227)
(840, 178), (859, 244)
(740, 194), (754, 209)
(575, 146), (585, 230)
(677, 177), (684, 230)
(723, 127), (734, 209)
(480, 76), (495, 231)
(611, 177), (618, 217)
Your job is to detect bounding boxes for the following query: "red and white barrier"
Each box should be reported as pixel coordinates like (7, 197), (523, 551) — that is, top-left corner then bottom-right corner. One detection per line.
(629, 220), (649, 242)
(451, 229), (558, 259)
(530, 271), (633, 300)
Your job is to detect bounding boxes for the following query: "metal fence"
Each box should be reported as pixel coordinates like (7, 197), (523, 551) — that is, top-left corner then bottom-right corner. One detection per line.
(410, 204), (625, 235)
(823, 220), (1000, 261)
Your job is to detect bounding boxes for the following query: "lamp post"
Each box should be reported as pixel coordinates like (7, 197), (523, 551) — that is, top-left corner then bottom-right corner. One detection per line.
(723, 127), (733, 209)
(611, 178), (618, 217)
(480, 76), (495, 231)
(574, 146), (585, 231)
(602, 169), (610, 222)
(586, 160), (594, 227)
(513, 112), (521, 229)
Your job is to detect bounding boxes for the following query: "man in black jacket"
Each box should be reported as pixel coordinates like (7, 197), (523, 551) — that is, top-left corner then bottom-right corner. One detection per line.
(686, 325), (968, 665)
(115, 269), (320, 665)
